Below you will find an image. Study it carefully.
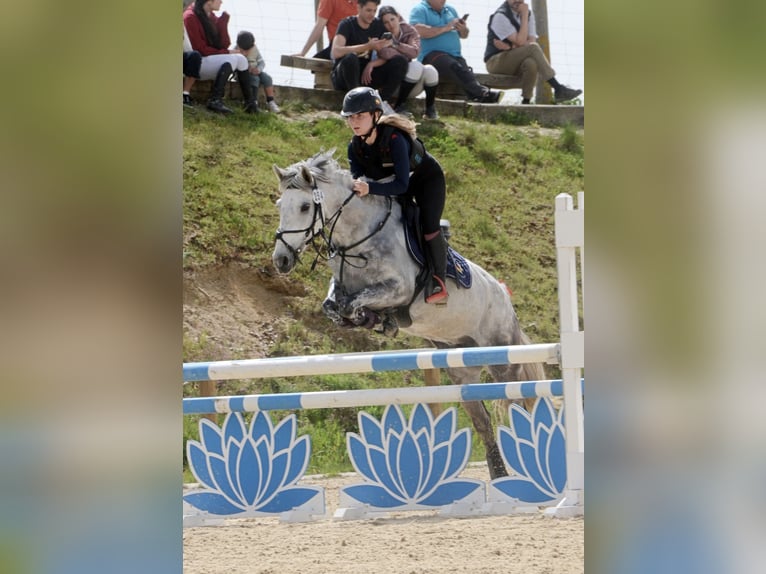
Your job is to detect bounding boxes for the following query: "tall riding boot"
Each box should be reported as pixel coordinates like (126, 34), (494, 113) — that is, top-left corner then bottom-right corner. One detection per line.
(236, 69), (259, 113)
(207, 63), (233, 114)
(424, 231), (449, 304)
(423, 85), (439, 119)
(394, 80), (417, 112)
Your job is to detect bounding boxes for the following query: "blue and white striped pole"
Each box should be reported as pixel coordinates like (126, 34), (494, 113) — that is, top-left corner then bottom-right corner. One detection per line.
(183, 378), (584, 414)
(183, 344), (560, 382)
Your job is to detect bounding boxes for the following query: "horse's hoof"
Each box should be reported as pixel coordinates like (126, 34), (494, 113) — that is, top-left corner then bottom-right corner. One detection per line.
(380, 316), (399, 337)
(352, 307), (381, 329)
(336, 297), (354, 318)
(491, 465), (508, 480)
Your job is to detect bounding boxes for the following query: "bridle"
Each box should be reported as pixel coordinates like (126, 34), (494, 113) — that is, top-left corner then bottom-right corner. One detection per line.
(274, 182), (393, 281)
(273, 184), (334, 266)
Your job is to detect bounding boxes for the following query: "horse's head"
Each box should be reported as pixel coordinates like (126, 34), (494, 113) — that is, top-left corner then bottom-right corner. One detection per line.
(271, 150), (342, 274)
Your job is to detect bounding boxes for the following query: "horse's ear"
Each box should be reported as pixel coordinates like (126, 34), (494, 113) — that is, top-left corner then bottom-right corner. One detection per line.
(300, 165), (314, 185)
(273, 164), (286, 180)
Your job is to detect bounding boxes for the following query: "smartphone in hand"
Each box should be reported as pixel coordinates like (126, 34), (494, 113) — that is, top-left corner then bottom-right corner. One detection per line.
(462, 13), (469, 21)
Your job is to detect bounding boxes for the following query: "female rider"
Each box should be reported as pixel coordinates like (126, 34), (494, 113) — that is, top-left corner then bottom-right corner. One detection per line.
(342, 86), (449, 304)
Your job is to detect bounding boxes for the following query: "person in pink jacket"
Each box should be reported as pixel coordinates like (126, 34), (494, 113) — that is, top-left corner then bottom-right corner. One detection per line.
(376, 6), (440, 119)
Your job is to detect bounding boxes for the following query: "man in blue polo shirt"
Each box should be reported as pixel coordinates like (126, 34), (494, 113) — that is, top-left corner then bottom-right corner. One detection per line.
(410, 0), (501, 103)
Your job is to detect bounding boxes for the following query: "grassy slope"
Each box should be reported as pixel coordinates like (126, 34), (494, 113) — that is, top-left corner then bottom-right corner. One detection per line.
(183, 106), (584, 474)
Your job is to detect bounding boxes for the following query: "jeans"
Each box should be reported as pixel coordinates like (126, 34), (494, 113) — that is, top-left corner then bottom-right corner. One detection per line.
(331, 53), (408, 103)
(422, 51), (485, 100)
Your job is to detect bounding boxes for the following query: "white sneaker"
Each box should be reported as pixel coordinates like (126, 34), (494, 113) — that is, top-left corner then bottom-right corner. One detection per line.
(267, 100), (281, 113)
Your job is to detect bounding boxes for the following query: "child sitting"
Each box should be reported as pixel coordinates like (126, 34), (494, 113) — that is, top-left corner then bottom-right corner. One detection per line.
(235, 31), (280, 113)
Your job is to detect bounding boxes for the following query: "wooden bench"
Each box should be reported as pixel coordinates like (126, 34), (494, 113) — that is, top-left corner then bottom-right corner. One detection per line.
(280, 55), (523, 101)
(280, 55), (334, 90)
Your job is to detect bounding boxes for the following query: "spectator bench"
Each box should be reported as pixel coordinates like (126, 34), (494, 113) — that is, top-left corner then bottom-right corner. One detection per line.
(279, 55), (523, 100)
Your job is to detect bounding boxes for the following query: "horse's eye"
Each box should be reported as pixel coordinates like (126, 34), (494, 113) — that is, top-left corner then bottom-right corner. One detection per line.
(300, 203), (311, 213)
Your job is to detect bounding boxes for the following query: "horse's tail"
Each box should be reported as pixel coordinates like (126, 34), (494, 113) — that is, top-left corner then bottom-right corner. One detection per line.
(491, 329), (549, 424)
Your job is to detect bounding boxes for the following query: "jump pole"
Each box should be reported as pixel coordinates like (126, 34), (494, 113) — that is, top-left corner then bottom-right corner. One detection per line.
(183, 378), (583, 415)
(183, 343), (560, 382)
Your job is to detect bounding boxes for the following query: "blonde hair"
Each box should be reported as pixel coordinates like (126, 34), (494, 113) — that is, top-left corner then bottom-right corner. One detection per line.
(378, 113), (418, 139)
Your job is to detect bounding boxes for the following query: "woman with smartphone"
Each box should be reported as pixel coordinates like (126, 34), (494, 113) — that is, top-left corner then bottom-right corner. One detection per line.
(375, 6), (441, 119)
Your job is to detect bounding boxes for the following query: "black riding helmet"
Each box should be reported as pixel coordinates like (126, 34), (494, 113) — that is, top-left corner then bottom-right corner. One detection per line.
(340, 87), (384, 117)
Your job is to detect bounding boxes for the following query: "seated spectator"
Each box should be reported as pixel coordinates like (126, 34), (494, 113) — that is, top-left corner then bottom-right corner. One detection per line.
(235, 31), (281, 113)
(294, 0), (358, 59)
(484, 0), (581, 104)
(409, 0), (501, 103)
(183, 0), (258, 114)
(377, 5), (439, 119)
(331, 0), (407, 105)
(183, 26), (202, 107)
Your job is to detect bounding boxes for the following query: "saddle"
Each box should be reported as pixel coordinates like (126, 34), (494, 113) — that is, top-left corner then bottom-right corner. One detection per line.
(400, 200), (473, 290)
(368, 200), (472, 333)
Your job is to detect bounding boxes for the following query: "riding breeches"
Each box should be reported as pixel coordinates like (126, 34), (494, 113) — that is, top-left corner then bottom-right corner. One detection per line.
(199, 53), (249, 81)
(408, 155), (446, 235)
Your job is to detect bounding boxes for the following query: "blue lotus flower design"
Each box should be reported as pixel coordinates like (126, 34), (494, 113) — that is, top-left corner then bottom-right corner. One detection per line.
(492, 397), (567, 504)
(184, 412), (322, 515)
(342, 404), (482, 508)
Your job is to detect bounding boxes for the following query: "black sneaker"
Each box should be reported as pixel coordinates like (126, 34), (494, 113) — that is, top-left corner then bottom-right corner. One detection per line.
(207, 98), (233, 114)
(244, 100), (259, 114)
(554, 86), (582, 104)
(471, 88), (502, 103)
(489, 89), (502, 103)
(183, 94), (194, 107)
(423, 105), (439, 120)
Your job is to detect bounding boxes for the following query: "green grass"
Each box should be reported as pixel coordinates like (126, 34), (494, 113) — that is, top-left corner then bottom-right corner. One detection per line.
(182, 105), (584, 477)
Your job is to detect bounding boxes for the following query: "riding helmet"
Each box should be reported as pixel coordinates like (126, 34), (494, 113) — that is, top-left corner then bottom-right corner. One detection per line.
(340, 87), (383, 116)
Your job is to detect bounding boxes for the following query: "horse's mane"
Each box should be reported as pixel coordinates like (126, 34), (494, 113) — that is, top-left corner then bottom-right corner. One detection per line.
(277, 149), (391, 210)
(280, 149), (354, 191)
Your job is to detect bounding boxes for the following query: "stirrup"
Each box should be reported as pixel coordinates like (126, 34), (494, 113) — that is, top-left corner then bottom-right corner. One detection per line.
(425, 276), (449, 305)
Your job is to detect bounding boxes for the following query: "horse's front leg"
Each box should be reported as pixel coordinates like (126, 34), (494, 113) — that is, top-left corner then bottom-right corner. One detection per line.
(321, 279), (353, 327)
(336, 279), (405, 326)
(321, 279), (390, 330)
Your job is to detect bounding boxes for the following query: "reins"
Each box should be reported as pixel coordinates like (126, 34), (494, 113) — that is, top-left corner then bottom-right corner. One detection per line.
(329, 193), (393, 287)
(274, 182), (393, 280)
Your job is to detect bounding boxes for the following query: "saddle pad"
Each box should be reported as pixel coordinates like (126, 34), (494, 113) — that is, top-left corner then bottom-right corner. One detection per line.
(404, 219), (472, 289)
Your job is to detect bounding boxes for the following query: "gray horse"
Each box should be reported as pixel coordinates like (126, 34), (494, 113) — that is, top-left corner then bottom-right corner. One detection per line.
(272, 150), (545, 479)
